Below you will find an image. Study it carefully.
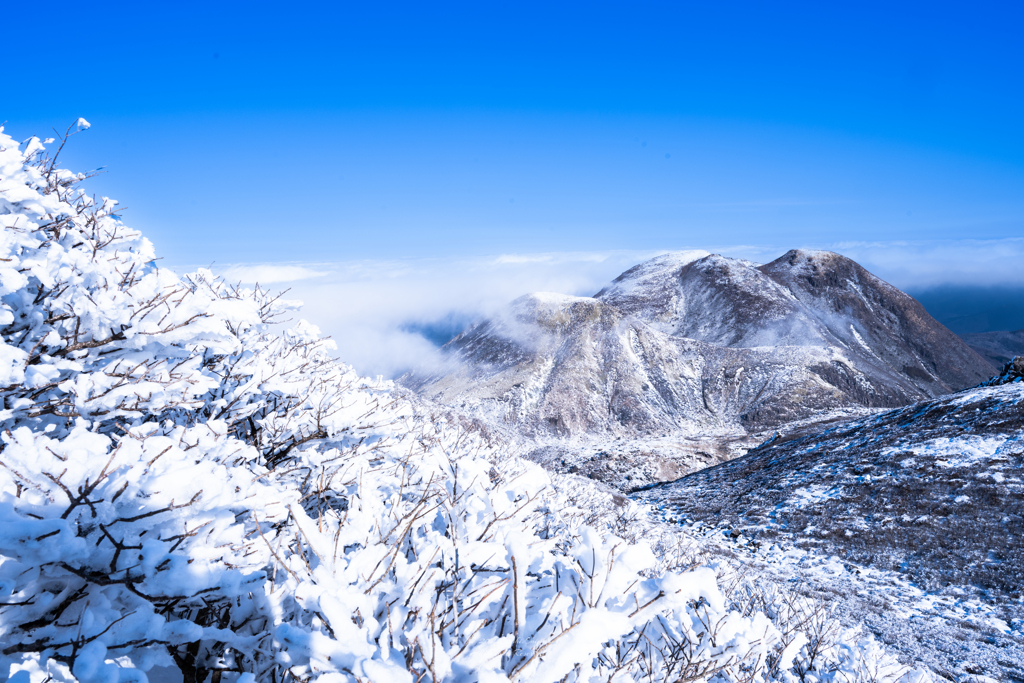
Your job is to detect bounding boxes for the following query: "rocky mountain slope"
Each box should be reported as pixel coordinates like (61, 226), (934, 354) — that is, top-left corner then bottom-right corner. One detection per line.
(634, 362), (1024, 680)
(961, 328), (1024, 367)
(405, 250), (994, 487)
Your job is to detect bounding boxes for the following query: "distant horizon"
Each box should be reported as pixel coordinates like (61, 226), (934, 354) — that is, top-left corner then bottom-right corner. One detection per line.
(169, 243), (1024, 377)
(4, 1), (1021, 376)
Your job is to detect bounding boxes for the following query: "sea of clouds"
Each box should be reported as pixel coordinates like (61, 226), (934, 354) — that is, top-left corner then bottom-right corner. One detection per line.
(199, 238), (1024, 378)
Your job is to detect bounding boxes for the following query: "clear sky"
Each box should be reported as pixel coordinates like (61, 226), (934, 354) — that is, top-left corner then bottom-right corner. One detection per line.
(6, 1), (1023, 263)
(4, 1), (1023, 373)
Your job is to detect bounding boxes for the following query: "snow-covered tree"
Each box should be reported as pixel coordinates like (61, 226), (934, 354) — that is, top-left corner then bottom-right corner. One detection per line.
(0, 123), (928, 683)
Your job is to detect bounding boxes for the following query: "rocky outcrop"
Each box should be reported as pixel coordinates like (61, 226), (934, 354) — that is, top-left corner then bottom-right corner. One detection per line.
(981, 355), (1024, 386)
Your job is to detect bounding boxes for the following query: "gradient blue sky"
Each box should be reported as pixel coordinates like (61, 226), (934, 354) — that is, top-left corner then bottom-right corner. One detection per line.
(4, 2), (1024, 373)
(5, 1), (1022, 266)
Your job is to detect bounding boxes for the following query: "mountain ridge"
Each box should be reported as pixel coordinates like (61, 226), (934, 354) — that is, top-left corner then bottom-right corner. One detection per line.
(406, 249), (993, 440)
(961, 328), (1024, 367)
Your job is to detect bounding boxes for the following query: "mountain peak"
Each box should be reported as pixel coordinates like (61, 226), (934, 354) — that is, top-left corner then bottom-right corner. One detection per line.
(773, 247), (842, 264)
(510, 291), (600, 318)
(761, 248), (890, 293)
(408, 248), (994, 450)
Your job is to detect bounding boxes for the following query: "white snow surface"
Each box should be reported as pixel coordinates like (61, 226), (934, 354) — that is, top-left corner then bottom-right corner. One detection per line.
(644, 515), (1022, 682)
(594, 250), (711, 302)
(0, 127), (932, 683)
(881, 435), (1007, 469)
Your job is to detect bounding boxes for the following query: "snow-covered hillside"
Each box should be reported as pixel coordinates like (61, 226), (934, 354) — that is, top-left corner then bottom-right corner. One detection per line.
(636, 367), (1024, 679)
(0, 127), (936, 682)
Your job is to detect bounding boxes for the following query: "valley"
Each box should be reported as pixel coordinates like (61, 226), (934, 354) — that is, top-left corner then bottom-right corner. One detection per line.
(400, 251), (1024, 680)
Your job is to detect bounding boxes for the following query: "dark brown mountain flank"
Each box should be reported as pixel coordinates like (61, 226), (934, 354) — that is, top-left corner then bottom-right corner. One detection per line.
(636, 380), (1024, 592)
(961, 328), (1024, 367)
(405, 250), (994, 442)
(758, 250), (996, 391)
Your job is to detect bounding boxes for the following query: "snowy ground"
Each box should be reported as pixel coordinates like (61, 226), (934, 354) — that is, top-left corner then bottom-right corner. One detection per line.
(639, 517), (1024, 682)
(630, 381), (1024, 681)
(515, 406), (882, 492)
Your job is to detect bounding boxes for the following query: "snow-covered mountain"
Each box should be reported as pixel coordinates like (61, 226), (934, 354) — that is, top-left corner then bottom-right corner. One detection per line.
(635, 361), (1024, 679)
(404, 250), (993, 485)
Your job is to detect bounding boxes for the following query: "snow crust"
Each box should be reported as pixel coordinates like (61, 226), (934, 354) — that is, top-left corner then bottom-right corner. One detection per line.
(881, 435), (1006, 469)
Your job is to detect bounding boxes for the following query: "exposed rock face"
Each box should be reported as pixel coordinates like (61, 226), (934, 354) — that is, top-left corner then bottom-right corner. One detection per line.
(961, 329), (1024, 367)
(405, 250), (994, 447)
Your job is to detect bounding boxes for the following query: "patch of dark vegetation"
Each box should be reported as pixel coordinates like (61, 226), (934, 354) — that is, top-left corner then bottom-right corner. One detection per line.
(903, 364), (933, 382)
(776, 461), (1024, 593)
(636, 380), (1024, 599)
(636, 378), (1024, 679)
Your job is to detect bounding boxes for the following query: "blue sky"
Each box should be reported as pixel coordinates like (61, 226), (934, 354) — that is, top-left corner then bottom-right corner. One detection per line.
(5, 1), (1022, 262)
(4, 1), (1023, 372)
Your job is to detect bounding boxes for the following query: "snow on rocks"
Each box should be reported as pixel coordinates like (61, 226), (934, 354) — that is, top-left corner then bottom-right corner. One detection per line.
(980, 355), (1024, 387)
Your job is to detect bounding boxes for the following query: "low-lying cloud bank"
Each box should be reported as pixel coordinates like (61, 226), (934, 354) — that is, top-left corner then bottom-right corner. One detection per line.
(216, 250), (663, 378)
(191, 238), (1024, 378)
(826, 238), (1024, 290)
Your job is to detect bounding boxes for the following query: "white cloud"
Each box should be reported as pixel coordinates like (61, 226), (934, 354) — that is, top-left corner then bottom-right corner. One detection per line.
(203, 251), (662, 377)
(824, 238), (1024, 290)
(221, 264), (329, 284)
(178, 239), (1024, 378)
(492, 251), (613, 265)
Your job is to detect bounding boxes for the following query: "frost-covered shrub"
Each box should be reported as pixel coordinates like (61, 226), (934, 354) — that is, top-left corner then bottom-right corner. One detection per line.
(0, 124), (929, 683)
(0, 422), (278, 683)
